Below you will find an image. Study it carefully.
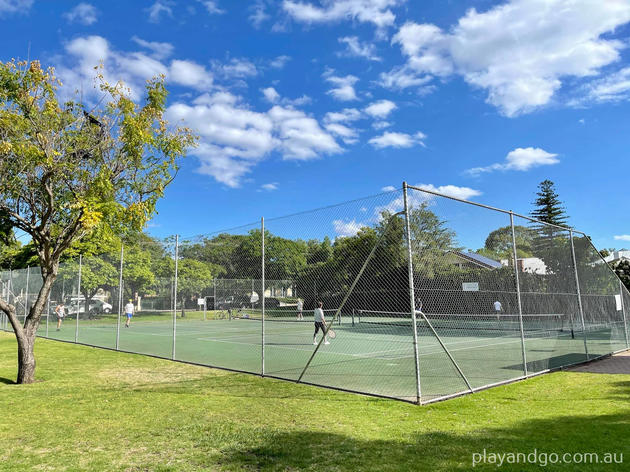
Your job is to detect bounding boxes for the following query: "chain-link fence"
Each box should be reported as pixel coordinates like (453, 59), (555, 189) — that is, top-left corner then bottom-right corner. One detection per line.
(1, 184), (629, 403)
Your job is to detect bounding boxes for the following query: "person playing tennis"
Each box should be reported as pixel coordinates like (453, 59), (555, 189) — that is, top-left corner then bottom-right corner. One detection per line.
(124, 299), (134, 328)
(313, 301), (330, 345)
(296, 298), (304, 320)
(493, 300), (503, 320)
(55, 303), (65, 331)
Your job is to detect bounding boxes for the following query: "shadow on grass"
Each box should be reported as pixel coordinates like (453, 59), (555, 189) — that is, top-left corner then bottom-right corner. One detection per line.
(0, 377), (14, 385)
(213, 413), (630, 471)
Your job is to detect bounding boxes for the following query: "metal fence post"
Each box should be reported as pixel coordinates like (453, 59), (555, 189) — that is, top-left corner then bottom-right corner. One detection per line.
(510, 212), (528, 377)
(261, 217), (265, 376)
(569, 230), (589, 360)
(75, 255), (82, 343)
(24, 266), (30, 322)
(403, 182), (422, 404)
(172, 235), (179, 360)
(620, 280), (629, 349)
(116, 244), (124, 350)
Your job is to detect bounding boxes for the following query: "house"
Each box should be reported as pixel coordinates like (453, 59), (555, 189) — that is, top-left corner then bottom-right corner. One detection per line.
(604, 251), (630, 264)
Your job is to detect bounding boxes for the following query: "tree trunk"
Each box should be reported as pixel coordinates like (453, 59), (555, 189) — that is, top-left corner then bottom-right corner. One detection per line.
(0, 262), (59, 384)
(16, 333), (36, 384)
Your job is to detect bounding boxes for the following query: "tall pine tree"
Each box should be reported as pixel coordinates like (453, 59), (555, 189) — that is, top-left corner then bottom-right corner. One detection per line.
(530, 180), (571, 278)
(531, 180), (569, 227)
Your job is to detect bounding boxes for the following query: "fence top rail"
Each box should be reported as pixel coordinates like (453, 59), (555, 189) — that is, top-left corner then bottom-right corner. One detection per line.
(405, 183), (587, 236)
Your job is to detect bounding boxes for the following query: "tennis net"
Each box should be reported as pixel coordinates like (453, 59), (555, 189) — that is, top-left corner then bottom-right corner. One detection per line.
(352, 310), (573, 336)
(229, 307), (343, 324)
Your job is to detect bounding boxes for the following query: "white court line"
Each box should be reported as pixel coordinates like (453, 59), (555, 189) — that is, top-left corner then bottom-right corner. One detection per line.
(195, 336), (414, 361)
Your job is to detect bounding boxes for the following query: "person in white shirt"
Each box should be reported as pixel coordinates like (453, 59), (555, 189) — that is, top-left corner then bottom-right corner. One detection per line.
(296, 298), (303, 320)
(313, 301), (329, 345)
(55, 303), (65, 331)
(493, 300), (502, 320)
(125, 300), (134, 327)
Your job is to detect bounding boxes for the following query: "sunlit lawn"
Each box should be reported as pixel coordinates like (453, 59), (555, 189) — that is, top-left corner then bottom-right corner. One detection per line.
(0, 331), (629, 471)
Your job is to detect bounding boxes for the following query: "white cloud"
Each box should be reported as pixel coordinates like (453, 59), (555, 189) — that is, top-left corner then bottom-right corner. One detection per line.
(262, 87), (280, 103)
(269, 105), (342, 160)
(381, 185), (396, 191)
(378, 64), (433, 91)
(170, 60), (214, 90)
(614, 235), (630, 241)
(212, 57), (258, 79)
(270, 55), (291, 69)
(147, 0), (173, 23)
(261, 87), (311, 106)
(249, 1), (270, 28)
(63, 3), (98, 25)
(131, 36), (175, 61)
(325, 122), (358, 144)
(166, 92), (341, 187)
(368, 131), (426, 149)
(372, 120), (391, 130)
(283, 0), (401, 30)
(324, 73), (359, 101)
(466, 147), (559, 175)
(0, 0), (32, 15)
(387, 0), (630, 116)
(57, 36), (213, 103)
(198, 0), (224, 14)
(338, 36), (380, 61)
(580, 67), (630, 103)
(333, 219), (365, 237)
(364, 99), (396, 118)
(324, 108), (362, 123)
(261, 182), (278, 191)
(376, 182), (481, 215)
(416, 184), (482, 201)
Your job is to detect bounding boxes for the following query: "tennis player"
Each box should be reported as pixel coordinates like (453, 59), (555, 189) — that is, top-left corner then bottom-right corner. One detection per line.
(493, 300), (503, 320)
(124, 299), (134, 327)
(313, 301), (330, 345)
(55, 303), (65, 331)
(296, 298), (303, 320)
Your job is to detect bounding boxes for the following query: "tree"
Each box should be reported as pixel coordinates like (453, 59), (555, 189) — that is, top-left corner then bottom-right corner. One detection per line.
(478, 225), (536, 261)
(0, 60), (196, 383)
(613, 260), (630, 291)
(531, 180), (569, 227)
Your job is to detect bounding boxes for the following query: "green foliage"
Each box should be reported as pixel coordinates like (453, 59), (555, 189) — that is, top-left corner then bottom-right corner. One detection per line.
(613, 260), (630, 291)
(0, 59), (197, 274)
(176, 258), (219, 301)
(480, 225), (536, 260)
(531, 180), (569, 227)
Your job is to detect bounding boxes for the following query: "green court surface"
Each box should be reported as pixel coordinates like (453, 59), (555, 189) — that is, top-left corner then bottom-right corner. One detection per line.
(33, 308), (628, 402)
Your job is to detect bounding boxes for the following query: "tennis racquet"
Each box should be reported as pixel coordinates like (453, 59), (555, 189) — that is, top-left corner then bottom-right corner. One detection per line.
(327, 328), (336, 339)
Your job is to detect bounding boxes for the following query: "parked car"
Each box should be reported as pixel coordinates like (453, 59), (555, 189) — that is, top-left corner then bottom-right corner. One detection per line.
(66, 299), (113, 315)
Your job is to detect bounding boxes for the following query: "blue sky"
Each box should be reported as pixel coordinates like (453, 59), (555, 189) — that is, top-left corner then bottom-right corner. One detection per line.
(1, 0), (630, 250)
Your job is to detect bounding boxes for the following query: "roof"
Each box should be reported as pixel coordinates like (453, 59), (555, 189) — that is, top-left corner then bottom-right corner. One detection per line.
(450, 251), (503, 269)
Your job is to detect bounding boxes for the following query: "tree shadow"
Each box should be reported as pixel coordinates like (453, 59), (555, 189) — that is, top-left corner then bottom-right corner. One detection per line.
(214, 412), (630, 471)
(0, 377), (15, 385)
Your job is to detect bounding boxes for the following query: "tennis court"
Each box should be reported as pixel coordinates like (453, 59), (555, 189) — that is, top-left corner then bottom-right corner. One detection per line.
(33, 307), (624, 402)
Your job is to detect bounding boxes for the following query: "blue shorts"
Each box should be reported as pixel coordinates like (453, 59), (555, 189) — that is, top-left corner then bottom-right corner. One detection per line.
(126, 313), (133, 318)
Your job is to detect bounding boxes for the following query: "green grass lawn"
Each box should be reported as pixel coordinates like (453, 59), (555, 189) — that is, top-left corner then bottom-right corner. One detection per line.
(1, 331), (629, 471)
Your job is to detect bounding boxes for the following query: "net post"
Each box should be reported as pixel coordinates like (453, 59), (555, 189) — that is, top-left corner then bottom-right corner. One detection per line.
(510, 211), (528, 377)
(116, 244), (124, 351)
(24, 266), (30, 322)
(403, 182), (422, 404)
(172, 235), (179, 360)
(620, 280), (629, 349)
(261, 217), (265, 376)
(569, 230), (589, 360)
(75, 255), (82, 343)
